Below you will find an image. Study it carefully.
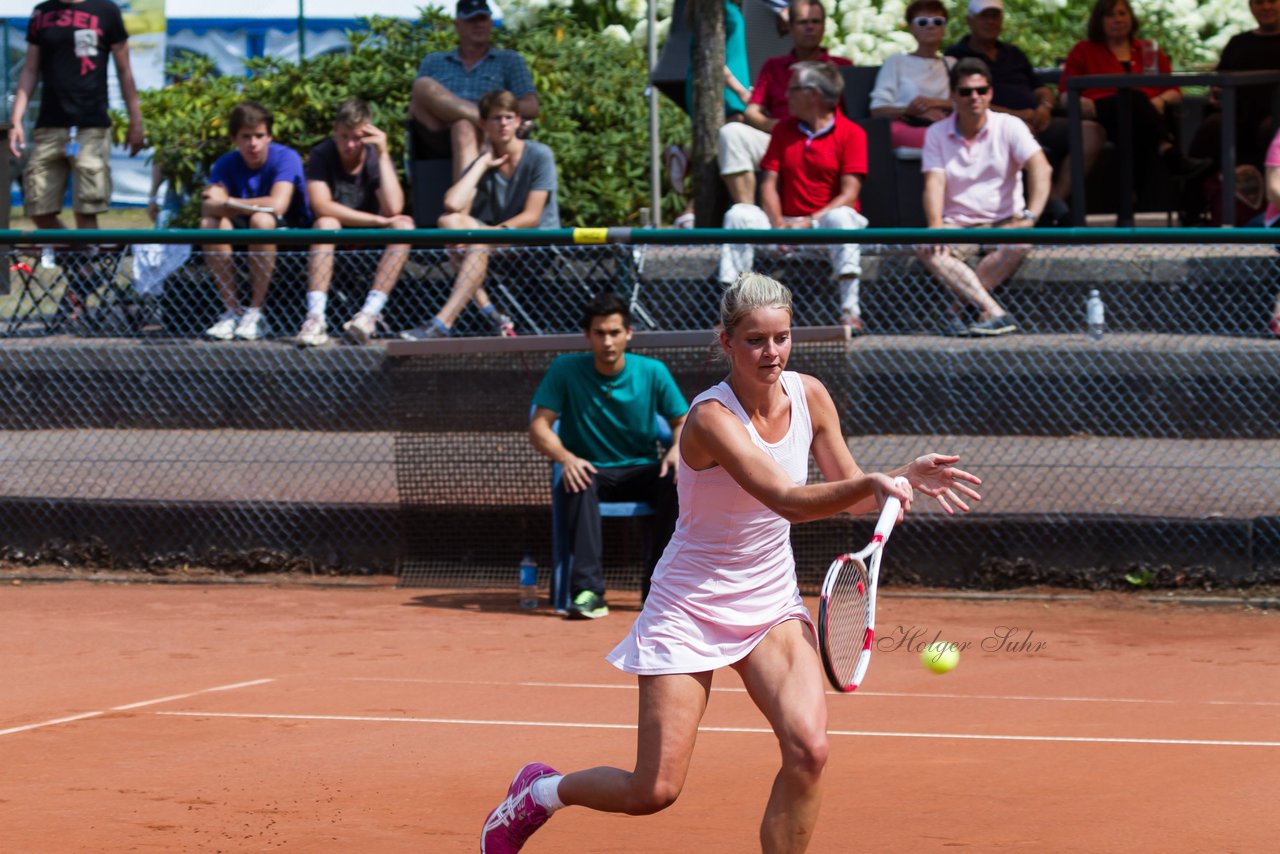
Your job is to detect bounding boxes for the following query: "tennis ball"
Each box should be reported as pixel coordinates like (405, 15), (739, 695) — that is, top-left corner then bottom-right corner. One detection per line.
(921, 641), (960, 674)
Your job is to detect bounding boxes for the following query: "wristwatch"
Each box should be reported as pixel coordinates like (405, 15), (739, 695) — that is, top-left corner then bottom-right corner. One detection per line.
(1021, 208), (1037, 223)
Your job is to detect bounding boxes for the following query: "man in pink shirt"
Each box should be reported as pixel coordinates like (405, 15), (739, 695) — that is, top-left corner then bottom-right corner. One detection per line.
(1261, 127), (1280, 337)
(718, 0), (852, 205)
(917, 56), (1050, 336)
(718, 62), (870, 335)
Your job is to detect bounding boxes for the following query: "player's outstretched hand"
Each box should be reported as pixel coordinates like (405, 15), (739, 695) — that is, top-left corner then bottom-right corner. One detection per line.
(906, 454), (981, 515)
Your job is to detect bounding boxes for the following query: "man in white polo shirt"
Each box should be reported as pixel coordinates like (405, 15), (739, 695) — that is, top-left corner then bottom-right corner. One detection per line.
(916, 56), (1050, 336)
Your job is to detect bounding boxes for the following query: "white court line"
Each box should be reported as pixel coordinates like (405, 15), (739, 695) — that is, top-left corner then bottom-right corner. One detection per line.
(0, 711), (104, 737)
(111, 678), (276, 711)
(155, 711), (1280, 748)
(0, 678), (275, 738)
(342, 677), (1280, 707)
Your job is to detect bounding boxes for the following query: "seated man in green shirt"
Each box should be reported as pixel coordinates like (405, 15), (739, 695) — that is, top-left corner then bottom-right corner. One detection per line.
(529, 294), (690, 619)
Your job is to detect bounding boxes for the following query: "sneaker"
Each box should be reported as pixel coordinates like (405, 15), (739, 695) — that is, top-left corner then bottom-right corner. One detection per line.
(205, 310), (240, 341)
(399, 321), (450, 341)
(480, 762), (559, 854)
(297, 314), (329, 347)
(968, 314), (1019, 337)
(566, 590), (608, 620)
(342, 311), (379, 344)
(840, 309), (865, 338)
(486, 310), (517, 338)
(941, 313), (970, 338)
(234, 311), (268, 341)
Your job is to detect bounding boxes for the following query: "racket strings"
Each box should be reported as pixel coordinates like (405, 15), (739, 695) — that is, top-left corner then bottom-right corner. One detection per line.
(823, 557), (871, 686)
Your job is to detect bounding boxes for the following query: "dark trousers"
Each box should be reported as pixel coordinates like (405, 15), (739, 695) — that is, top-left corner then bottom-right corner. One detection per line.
(1093, 91), (1170, 193)
(560, 463), (678, 602)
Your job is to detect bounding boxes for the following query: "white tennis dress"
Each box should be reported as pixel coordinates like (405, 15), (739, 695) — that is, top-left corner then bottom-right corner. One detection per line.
(607, 370), (814, 675)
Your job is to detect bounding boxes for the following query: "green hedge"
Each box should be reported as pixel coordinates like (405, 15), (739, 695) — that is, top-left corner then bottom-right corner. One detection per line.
(137, 12), (690, 228)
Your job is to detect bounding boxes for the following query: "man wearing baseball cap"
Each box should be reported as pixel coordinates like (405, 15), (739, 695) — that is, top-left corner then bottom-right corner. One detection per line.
(409, 0), (540, 181)
(945, 0), (1097, 226)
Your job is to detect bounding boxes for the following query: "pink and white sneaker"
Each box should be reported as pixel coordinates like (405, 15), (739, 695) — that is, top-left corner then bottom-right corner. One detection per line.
(480, 762), (558, 853)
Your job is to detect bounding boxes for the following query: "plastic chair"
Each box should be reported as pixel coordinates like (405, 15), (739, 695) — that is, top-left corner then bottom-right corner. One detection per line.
(533, 405), (674, 613)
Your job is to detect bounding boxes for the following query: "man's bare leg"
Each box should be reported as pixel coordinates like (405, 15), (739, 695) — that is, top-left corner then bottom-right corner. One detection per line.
(370, 216), (415, 296)
(436, 246), (492, 328)
(975, 244), (1029, 294)
(246, 211), (278, 309)
(917, 246), (1007, 318)
(201, 217), (239, 312)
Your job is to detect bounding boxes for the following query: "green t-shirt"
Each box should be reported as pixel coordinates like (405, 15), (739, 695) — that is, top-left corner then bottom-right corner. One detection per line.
(532, 353), (689, 468)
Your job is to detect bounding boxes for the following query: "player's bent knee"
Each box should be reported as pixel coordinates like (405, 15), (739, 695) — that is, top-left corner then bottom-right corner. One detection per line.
(625, 780), (682, 816)
(783, 734), (829, 780)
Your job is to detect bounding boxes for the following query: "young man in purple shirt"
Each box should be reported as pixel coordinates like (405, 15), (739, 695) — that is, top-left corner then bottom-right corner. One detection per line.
(200, 101), (311, 341)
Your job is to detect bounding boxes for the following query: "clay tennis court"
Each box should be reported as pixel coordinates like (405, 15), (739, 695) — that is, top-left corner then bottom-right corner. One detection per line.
(1, 578), (1275, 852)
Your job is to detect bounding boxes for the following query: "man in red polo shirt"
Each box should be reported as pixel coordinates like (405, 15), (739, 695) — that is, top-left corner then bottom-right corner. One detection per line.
(718, 0), (852, 205)
(718, 61), (870, 336)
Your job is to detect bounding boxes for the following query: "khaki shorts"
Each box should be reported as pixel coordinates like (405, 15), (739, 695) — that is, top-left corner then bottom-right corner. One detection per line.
(934, 218), (1022, 262)
(22, 126), (113, 217)
(718, 121), (771, 175)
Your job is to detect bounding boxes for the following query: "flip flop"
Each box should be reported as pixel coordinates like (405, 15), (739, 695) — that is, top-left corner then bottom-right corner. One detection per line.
(664, 143), (689, 195)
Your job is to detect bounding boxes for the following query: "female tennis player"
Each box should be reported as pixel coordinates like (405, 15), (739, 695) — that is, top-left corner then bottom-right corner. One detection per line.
(482, 272), (982, 853)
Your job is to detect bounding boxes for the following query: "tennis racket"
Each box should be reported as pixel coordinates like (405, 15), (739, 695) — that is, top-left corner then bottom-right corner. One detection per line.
(818, 476), (909, 693)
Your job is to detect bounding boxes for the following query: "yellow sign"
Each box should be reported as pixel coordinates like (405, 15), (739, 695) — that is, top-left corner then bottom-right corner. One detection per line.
(573, 228), (609, 245)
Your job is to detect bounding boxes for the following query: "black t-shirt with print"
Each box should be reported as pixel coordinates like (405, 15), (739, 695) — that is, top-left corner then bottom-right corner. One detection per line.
(27, 0), (128, 128)
(304, 139), (383, 215)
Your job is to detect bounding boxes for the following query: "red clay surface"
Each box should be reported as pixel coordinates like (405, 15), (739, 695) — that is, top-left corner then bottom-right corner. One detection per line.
(1, 580), (1276, 853)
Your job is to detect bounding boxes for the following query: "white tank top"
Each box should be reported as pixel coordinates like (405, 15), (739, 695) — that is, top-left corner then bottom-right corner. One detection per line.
(649, 370), (813, 623)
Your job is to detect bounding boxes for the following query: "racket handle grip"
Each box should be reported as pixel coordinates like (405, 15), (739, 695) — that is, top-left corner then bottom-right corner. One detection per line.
(874, 476), (911, 540)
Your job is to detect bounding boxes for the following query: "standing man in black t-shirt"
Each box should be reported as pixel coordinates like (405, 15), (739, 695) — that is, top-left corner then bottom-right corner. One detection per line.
(9, 0), (145, 229)
(297, 99), (414, 347)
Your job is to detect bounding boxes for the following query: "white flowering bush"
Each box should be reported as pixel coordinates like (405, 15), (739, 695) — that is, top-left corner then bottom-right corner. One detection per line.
(502, 0), (1251, 69)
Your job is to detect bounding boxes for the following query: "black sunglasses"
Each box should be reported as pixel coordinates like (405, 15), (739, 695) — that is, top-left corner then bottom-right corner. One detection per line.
(957, 85), (991, 97)
(912, 16), (947, 27)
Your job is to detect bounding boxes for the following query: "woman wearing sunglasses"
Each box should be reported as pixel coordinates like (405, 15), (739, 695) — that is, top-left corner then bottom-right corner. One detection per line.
(870, 0), (957, 150)
(1059, 0), (1209, 223)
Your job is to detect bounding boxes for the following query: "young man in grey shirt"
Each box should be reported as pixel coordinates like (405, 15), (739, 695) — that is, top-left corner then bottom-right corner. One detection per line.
(400, 89), (559, 339)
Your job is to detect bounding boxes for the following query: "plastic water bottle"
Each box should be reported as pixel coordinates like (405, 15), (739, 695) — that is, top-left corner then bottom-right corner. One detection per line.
(1086, 289), (1106, 340)
(518, 555), (538, 609)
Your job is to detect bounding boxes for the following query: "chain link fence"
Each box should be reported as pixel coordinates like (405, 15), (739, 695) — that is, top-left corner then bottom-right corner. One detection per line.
(4, 238), (1279, 340)
(2, 233), (1278, 588)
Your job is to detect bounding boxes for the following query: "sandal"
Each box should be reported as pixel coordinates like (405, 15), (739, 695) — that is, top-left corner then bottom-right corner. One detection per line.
(664, 143), (689, 196)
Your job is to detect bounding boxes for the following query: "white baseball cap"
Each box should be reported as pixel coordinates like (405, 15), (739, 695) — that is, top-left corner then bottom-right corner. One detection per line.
(968, 0), (1003, 13)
